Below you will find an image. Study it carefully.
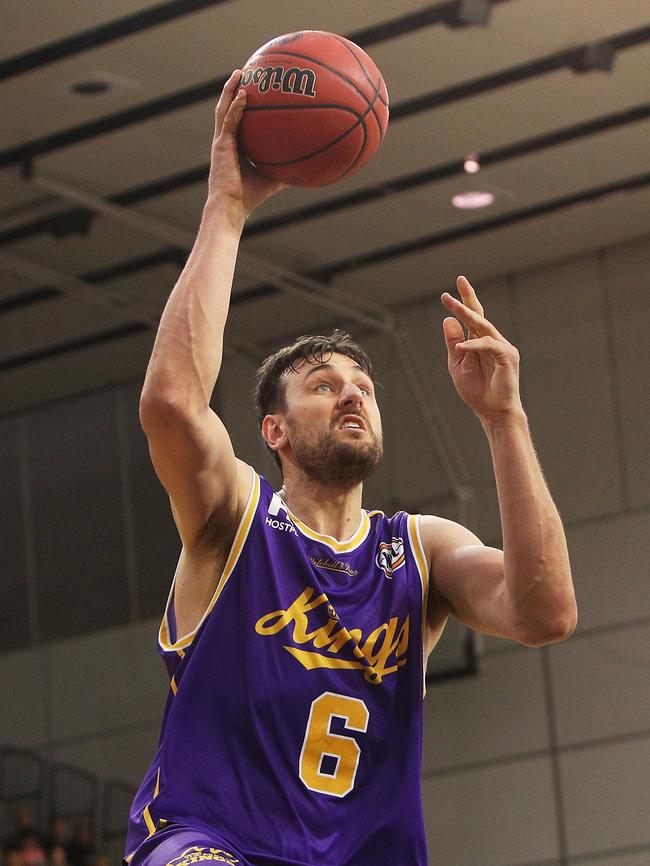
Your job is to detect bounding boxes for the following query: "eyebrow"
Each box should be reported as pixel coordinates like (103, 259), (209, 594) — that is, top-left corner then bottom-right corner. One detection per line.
(302, 362), (366, 383)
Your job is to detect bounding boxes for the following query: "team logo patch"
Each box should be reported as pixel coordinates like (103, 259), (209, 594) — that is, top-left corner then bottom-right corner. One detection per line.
(375, 537), (406, 579)
(166, 846), (240, 865)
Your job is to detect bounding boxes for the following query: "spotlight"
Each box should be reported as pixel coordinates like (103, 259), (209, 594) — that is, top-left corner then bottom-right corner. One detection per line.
(447, 0), (492, 28)
(464, 154), (480, 174)
(70, 79), (111, 95)
(452, 191), (494, 210)
(572, 41), (615, 73)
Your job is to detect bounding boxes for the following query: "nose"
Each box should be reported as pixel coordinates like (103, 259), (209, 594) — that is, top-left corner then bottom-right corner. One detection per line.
(338, 382), (364, 408)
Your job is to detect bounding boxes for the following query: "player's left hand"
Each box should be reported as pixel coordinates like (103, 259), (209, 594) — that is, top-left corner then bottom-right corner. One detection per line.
(441, 276), (523, 421)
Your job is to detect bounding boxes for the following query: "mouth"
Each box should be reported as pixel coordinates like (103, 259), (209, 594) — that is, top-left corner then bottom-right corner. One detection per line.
(338, 414), (367, 431)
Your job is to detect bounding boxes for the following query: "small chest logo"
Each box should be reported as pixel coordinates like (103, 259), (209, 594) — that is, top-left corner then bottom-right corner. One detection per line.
(375, 537), (406, 579)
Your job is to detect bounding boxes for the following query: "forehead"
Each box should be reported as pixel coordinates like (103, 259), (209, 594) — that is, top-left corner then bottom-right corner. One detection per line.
(283, 352), (367, 391)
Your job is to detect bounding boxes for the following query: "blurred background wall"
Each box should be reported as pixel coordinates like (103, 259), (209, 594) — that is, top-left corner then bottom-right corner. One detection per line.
(3, 236), (650, 865)
(2, 1), (649, 864)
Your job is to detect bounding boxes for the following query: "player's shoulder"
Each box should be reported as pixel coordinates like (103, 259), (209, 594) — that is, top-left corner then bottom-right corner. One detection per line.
(365, 507), (421, 556)
(416, 513), (483, 569)
(418, 513), (482, 541)
(365, 505), (425, 534)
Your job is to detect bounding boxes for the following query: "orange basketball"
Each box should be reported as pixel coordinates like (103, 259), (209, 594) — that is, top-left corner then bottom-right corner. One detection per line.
(237, 31), (389, 187)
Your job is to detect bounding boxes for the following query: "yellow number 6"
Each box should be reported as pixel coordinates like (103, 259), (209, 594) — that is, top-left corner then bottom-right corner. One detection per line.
(299, 691), (369, 797)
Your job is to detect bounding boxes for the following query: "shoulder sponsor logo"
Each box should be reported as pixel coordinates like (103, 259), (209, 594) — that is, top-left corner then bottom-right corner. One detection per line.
(266, 516), (297, 533)
(266, 493), (297, 534)
(255, 586), (409, 685)
(375, 537), (406, 579)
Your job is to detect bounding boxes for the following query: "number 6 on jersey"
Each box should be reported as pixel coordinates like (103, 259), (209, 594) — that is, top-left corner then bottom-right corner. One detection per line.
(299, 692), (370, 797)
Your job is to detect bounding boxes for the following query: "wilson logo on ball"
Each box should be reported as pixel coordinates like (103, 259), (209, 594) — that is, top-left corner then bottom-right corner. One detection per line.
(241, 64), (316, 97)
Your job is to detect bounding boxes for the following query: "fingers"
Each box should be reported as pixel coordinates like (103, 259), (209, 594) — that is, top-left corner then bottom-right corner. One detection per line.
(441, 278), (502, 340)
(221, 88), (247, 136)
(442, 316), (465, 354)
(457, 275), (484, 317)
(215, 70), (243, 136)
(453, 336), (514, 361)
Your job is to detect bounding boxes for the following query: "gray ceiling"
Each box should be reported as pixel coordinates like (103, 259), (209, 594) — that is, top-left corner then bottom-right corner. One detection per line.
(1, 0), (649, 415)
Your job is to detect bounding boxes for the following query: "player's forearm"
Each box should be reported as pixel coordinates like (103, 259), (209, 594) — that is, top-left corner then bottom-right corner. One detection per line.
(141, 194), (245, 414)
(482, 408), (577, 645)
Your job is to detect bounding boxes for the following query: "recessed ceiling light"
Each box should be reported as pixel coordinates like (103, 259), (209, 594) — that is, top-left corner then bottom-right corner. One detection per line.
(452, 191), (495, 209)
(70, 79), (111, 96)
(464, 154), (480, 174)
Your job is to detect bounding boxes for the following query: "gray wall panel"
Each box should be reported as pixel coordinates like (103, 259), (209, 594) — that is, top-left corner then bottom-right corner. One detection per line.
(26, 390), (129, 640)
(120, 383), (180, 620)
(0, 419), (31, 650)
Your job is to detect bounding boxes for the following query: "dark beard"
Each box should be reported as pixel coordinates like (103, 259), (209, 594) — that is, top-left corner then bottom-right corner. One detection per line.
(291, 427), (383, 488)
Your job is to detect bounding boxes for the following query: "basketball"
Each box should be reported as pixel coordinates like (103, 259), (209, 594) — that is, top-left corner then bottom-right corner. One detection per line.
(237, 31), (389, 187)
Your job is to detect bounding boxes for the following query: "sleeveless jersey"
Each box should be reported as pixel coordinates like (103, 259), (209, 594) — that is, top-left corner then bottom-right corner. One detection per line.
(126, 468), (430, 866)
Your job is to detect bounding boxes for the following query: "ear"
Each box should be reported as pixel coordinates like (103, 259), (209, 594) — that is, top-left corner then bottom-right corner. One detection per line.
(261, 414), (287, 453)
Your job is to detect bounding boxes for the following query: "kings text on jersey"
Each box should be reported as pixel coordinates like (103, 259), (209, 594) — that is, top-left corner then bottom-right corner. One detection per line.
(255, 586), (409, 684)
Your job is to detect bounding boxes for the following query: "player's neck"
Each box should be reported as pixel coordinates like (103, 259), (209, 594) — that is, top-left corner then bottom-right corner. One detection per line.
(277, 477), (364, 542)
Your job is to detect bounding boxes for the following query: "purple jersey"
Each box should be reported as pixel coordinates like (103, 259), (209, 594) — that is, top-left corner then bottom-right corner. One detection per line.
(126, 468), (430, 865)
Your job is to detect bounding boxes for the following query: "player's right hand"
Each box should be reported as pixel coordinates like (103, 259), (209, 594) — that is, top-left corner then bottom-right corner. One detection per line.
(208, 70), (286, 222)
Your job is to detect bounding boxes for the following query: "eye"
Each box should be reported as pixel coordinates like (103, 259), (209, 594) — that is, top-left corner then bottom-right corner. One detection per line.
(315, 382), (332, 392)
(358, 384), (372, 396)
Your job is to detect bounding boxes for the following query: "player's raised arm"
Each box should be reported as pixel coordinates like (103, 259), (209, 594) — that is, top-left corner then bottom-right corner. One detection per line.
(423, 276), (577, 648)
(139, 73), (284, 576)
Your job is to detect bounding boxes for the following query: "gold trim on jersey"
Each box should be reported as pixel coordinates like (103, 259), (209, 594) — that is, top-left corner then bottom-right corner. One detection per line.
(141, 766), (161, 839)
(407, 514), (430, 698)
(158, 467), (260, 652)
(280, 502), (372, 553)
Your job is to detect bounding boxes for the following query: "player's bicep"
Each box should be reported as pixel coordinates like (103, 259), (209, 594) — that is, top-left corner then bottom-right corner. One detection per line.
(141, 403), (240, 548)
(421, 516), (520, 643)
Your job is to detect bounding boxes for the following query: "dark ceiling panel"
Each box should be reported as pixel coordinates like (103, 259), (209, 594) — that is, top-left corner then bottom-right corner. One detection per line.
(0, 0), (233, 82)
(2, 14), (645, 172)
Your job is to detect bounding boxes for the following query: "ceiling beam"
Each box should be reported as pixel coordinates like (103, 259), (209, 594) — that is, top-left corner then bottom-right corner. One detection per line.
(0, 0), (514, 83)
(0, 0), (233, 82)
(0, 22), (647, 171)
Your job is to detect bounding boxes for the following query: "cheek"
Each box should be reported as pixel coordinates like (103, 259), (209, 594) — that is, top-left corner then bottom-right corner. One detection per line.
(287, 410), (325, 440)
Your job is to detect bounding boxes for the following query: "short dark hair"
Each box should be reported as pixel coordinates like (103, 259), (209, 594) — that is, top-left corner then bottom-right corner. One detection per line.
(253, 331), (375, 471)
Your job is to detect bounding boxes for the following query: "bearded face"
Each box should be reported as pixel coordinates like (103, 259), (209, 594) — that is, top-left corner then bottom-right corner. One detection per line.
(285, 413), (383, 488)
(265, 353), (384, 488)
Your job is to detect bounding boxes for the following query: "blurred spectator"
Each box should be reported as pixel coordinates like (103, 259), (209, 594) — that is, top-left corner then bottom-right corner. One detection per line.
(5, 850), (25, 866)
(5, 807), (39, 851)
(49, 845), (71, 866)
(43, 817), (69, 856)
(64, 823), (94, 866)
(19, 835), (46, 866)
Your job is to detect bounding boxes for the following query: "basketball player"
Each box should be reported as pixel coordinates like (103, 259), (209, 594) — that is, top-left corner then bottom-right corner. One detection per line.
(125, 71), (577, 866)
